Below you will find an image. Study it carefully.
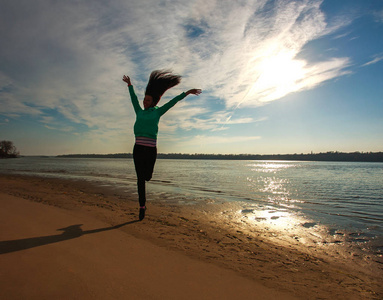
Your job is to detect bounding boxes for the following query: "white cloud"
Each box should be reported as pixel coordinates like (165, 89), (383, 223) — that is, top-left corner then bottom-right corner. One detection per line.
(0, 0), (353, 151)
(332, 31), (351, 40)
(177, 0), (351, 108)
(362, 54), (383, 67)
(40, 116), (55, 124)
(160, 100), (266, 133)
(0, 96), (43, 117)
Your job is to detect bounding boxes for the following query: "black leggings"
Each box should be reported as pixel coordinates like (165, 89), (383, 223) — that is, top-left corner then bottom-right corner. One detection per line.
(133, 144), (157, 207)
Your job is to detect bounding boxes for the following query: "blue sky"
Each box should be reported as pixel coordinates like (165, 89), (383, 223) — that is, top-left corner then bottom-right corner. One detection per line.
(0, 0), (382, 155)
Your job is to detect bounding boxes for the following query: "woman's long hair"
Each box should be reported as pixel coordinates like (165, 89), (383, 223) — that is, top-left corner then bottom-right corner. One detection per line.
(145, 70), (182, 105)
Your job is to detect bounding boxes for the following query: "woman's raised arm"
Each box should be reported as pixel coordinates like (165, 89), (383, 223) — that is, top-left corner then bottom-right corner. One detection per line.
(122, 75), (132, 86)
(185, 89), (202, 96)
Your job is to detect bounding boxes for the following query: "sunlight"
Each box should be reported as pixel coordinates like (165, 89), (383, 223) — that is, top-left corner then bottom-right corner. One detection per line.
(249, 161), (297, 173)
(244, 206), (304, 233)
(247, 51), (307, 103)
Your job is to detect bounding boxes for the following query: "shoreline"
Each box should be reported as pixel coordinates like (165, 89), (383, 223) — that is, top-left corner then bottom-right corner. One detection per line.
(1, 174), (382, 299)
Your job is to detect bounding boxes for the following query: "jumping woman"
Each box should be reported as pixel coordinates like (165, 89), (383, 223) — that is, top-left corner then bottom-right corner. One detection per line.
(122, 70), (201, 220)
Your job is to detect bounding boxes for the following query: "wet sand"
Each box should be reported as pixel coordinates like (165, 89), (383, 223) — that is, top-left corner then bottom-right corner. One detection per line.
(0, 174), (381, 299)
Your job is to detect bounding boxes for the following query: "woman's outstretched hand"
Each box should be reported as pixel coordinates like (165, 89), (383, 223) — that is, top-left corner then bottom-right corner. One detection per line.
(122, 75), (131, 85)
(186, 89), (202, 96)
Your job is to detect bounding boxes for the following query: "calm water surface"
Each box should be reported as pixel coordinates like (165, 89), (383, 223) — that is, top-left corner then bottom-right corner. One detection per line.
(1, 157), (382, 259)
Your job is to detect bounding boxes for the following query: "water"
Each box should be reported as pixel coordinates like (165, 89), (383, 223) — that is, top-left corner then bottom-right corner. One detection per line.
(1, 157), (382, 260)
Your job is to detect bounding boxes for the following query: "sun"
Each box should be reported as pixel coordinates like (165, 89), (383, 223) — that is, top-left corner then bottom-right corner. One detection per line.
(247, 51), (307, 103)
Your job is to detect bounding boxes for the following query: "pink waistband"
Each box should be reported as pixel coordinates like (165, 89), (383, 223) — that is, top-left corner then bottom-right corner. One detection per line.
(135, 136), (157, 147)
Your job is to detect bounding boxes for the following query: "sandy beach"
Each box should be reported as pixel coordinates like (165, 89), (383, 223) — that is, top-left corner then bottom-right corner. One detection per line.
(0, 174), (381, 299)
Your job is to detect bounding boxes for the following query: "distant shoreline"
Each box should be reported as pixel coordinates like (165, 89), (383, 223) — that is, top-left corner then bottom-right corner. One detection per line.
(53, 151), (383, 162)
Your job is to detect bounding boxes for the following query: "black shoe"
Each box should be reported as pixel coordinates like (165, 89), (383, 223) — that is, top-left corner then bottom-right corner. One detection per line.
(139, 206), (146, 221)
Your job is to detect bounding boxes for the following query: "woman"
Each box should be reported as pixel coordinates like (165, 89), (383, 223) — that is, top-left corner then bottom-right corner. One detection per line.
(122, 70), (201, 220)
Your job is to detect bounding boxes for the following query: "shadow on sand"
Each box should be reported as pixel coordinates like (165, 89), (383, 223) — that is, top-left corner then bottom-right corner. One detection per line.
(0, 220), (140, 255)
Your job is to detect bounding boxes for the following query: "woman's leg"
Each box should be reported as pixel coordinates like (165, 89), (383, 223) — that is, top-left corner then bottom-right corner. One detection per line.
(133, 144), (157, 207)
(144, 146), (157, 182)
(133, 144), (146, 207)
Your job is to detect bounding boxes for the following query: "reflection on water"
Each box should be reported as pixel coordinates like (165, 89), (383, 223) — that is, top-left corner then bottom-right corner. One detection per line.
(250, 162), (296, 173)
(152, 159), (383, 261)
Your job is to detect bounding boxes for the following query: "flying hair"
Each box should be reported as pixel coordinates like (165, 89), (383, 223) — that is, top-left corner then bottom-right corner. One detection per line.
(145, 70), (182, 105)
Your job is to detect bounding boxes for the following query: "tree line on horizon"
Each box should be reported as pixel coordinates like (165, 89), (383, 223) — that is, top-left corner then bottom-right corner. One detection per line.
(57, 151), (383, 162)
(2, 138), (381, 162)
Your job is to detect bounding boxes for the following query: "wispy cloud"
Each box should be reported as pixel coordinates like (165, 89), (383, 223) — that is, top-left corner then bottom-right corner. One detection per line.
(374, 9), (383, 23)
(0, 0), (353, 151)
(362, 53), (383, 67)
(332, 31), (352, 40)
(160, 100), (266, 133)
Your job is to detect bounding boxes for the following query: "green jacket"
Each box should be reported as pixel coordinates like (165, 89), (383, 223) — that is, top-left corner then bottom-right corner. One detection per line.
(129, 85), (186, 139)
